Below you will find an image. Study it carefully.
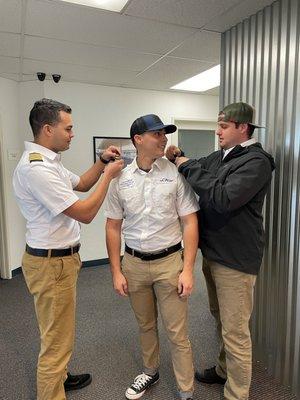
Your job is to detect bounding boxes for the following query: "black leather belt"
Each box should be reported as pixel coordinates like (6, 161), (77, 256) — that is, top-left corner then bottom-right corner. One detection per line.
(26, 244), (80, 258)
(125, 242), (182, 261)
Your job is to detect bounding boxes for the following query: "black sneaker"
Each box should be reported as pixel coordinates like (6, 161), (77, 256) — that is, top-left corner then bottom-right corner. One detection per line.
(64, 372), (92, 391)
(195, 366), (226, 385)
(125, 372), (159, 399)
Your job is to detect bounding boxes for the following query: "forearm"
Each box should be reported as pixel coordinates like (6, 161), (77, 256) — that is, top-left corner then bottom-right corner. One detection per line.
(182, 215), (199, 272)
(64, 173), (112, 223)
(81, 174), (113, 221)
(106, 225), (122, 276)
(79, 160), (106, 192)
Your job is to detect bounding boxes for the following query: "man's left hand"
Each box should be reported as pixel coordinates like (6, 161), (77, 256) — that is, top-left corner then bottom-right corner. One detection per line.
(178, 270), (194, 297)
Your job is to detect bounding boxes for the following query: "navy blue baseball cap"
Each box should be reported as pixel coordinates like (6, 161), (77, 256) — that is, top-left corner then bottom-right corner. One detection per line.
(130, 114), (177, 139)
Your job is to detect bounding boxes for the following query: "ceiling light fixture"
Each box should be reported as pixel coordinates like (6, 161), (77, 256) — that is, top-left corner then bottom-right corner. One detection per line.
(171, 64), (221, 92)
(58, 0), (130, 12)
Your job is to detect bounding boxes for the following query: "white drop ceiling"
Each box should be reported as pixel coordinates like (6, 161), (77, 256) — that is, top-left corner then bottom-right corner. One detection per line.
(0, 0), (275, 94)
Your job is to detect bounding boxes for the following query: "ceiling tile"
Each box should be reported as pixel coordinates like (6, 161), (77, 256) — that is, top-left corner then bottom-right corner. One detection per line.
(124, 0), (240, 28)
(204, 87), (220, 96)
(24, 36), (160, 71)
(126, 57), (215, 91)
(0, 33), (21, 58)
(170, 30), (221, 62)
(0, 0), (22, 33)
(25, 0), (196, 54)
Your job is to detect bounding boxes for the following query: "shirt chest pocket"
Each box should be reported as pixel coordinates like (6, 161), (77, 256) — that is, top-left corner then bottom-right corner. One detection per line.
(120, 188), (140, 215)
(152, 183), (176, 214)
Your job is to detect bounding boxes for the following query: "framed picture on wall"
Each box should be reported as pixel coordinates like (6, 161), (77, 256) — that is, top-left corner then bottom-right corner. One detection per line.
(93, 136), (136, 167)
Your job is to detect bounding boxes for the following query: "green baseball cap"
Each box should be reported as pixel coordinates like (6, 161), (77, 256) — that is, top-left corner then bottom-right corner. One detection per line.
(218, 102), (264, 128)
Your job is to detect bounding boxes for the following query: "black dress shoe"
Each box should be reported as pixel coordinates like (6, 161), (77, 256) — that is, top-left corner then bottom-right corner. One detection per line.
(195, 366), (226, 385)
(64, 372), (92, 391)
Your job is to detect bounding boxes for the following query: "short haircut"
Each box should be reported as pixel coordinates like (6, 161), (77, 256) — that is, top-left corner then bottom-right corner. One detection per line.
(29, 98), (72, 137)
(234, 122), (255, 138)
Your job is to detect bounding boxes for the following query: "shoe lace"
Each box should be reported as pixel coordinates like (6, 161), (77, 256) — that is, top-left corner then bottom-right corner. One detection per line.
(132, 373), (152, 390)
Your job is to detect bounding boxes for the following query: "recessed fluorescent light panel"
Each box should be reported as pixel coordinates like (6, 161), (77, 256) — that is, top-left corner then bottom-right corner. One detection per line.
(171, 65), (220, 92)
(59, 0), (130, 12)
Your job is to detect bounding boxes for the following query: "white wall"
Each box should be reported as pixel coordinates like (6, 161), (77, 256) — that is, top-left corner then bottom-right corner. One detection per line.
(1, 79), (218, 272)
(0, 77), (25, 276)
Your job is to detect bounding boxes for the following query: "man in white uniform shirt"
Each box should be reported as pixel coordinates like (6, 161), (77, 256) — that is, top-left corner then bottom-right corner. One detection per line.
(105, 114), (199, 400)
(13, 99), (123, 400)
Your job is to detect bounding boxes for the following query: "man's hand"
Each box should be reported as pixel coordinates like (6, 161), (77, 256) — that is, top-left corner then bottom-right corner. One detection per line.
(175, 156), (189, 168)
(101, 145), (121, 162)
(165, 145), (189, 167)
(104, 159), (124, 179)
(113, 272), (128, 296)
(165, 145), (182, 162)
(178, 270), (194, 297)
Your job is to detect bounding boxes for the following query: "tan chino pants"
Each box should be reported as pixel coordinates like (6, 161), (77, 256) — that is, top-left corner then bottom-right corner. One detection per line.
(22, 251), (82, 400)
(122, 250), (194, 397)
(202, 258), (257, 400)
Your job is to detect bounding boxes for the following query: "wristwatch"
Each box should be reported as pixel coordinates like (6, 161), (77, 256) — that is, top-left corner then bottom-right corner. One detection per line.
(99, 153), (110, 164)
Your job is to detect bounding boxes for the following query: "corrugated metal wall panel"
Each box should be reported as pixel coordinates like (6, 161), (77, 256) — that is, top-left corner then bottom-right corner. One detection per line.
(220, 0), (300, 396)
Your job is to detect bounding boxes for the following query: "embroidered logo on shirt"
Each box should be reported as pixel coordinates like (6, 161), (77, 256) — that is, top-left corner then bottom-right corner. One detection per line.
(158, 178), (174, 184)
(119, 179), (135, 190)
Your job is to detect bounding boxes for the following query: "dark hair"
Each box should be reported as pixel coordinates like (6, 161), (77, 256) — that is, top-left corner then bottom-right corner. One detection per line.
(29, 98), (72, 137)
(234, 122), (255, 138)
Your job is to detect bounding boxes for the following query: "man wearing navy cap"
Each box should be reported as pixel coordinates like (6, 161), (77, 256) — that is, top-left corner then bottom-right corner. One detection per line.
(105, 114), (199, 400)
(166, 102), (275, 400)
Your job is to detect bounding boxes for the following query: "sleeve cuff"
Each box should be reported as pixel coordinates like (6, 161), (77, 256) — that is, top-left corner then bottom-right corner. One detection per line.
(52, 193), (79, 216)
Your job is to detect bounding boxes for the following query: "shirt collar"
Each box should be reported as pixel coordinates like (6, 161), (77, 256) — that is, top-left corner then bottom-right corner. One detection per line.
(223, 138), (257, 159)
(240, 138), (257, 147)
(24, 141), (61, 161)
(130, 157), (163, 173)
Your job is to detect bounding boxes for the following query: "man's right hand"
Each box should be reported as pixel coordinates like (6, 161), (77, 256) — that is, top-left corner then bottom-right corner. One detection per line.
(104, 159), (124, 179)
(101, 145), (121, 162)
(113, 272), (128, 296)
(165, 145), (182, 162)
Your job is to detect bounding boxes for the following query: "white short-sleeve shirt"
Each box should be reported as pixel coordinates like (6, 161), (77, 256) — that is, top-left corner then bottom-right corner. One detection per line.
(105, 157), (199, 253)
(13, 142), (81, 249)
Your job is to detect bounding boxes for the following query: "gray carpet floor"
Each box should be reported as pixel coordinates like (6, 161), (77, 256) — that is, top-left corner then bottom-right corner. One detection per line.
(0, 260), (298, 400)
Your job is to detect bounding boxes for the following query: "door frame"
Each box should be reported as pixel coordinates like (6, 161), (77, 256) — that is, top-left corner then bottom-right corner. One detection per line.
(0, 116), (10, 279)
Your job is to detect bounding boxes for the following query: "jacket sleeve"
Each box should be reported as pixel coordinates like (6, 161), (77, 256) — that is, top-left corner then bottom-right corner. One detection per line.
(178, 156), (272, 213)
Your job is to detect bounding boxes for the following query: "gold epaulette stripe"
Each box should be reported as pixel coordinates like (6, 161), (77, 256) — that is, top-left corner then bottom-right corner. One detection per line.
(29, 152), (43, 163)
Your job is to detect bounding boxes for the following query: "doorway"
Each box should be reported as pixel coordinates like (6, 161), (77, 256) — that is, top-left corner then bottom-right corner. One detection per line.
(171, 118), (218, 156)
(178, 129), (215, 159)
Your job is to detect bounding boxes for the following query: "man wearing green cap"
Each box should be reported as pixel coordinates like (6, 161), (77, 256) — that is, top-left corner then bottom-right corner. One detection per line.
(166, 102), (275, 400)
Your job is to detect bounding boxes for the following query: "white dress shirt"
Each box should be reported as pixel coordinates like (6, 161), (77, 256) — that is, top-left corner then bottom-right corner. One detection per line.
(13, 142), (81, 249)
(105, 157), (199, 253)
(223, 138), (257, 159)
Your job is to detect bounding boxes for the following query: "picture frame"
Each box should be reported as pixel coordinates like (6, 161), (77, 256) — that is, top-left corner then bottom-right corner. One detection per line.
(93, 136), (136, 167)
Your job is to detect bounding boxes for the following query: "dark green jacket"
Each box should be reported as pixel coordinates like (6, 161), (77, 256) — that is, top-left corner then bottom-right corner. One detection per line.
(178, 143), (275, 275)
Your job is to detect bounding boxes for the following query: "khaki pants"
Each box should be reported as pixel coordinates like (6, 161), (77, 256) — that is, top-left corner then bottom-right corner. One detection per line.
(202, 258), (257, 400)
(122, 250), (194, 398)
(22, 251), (82, 400)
